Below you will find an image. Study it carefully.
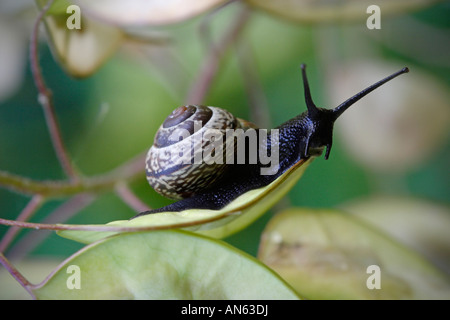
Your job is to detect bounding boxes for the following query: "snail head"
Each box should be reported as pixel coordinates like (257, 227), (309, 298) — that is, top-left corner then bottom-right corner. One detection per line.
(300, 63), (409, 160)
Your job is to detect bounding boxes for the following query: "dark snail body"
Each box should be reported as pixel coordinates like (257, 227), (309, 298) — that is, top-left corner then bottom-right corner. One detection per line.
(134, 65), (409, 218)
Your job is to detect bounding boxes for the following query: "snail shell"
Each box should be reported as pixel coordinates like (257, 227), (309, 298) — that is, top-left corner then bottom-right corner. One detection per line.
(146, 105), (256, 199)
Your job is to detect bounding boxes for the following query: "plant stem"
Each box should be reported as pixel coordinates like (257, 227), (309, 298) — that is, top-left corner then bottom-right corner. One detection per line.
(0, 252), (36, 299)
(0, 152), (146, 198)
(186, 4), (251, 104)
(7, 193), (97, 260)
(30, 0), (79, 182)
(0, 206), (229, 233)
(115, 182), (151, 213)
(235, 39), (271, 128)
(0, 195), (44, 253)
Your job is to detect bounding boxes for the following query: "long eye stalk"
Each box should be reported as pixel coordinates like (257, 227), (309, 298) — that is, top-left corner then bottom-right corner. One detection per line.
(300, 64), (319, 117)
(332, 67), (409, 120)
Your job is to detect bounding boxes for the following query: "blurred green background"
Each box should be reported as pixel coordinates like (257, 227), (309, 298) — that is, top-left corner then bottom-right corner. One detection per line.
(0, 0), (449, 268)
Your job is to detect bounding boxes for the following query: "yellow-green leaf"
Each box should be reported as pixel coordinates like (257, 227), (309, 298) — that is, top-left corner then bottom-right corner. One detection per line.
(258, 208), (450, 299)
(33, 230), (300, 299)
(342, 196), (450, 274)
(36, 0), (72, 15)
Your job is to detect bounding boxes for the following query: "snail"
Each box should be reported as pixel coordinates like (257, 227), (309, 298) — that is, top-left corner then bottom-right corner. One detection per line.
(135, 64), (409, 218)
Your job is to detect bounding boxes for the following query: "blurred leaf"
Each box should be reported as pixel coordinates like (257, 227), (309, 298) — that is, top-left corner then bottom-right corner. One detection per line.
(342, 196), (450, 274)
(72, 0), (227, 26)
(33, 230), (300, 299)
(58, 158), (314, 243)
(43, 0), (72, 15)
(37, 0), (124, 78)
(258, 208), (450, 299)
(246, 0), (443, 23)
(0, 17), (27, 102)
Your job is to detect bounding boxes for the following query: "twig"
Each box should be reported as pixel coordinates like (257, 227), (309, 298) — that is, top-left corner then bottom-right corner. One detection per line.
(0, 195), (44, 253)
(186, 4), (251, 104)
(115, 182), (151, 213)
(0, 212), (224, 232)
(30, 0), (79, 182)
(7, 193), (97, 260)
(0, 152), (146, 198)
(199, 0), (241, 55)
(0, 252), (36, 299)
(235, 39), (272, 128)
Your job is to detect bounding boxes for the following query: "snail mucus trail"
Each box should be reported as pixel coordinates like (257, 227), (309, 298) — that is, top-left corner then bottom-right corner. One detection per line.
(134, 64), (409, 218)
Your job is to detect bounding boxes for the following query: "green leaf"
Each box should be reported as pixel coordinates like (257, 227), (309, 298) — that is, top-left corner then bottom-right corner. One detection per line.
(36, 0), (72, 16)
(33, 230), (300, 299)
(58, 158), (314, 244)
(258, 208), (450, 299)
(343, 196), (450, 274)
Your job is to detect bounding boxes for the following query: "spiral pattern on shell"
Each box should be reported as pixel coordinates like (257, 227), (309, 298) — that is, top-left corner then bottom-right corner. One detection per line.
(146, 105), (255, 200)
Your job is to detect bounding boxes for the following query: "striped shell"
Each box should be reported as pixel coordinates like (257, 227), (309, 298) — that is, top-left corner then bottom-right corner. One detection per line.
(146, 105), (256, 200)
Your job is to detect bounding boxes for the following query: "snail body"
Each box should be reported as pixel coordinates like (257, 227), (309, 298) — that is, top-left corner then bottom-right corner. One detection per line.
(135, 64), (409, 218)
